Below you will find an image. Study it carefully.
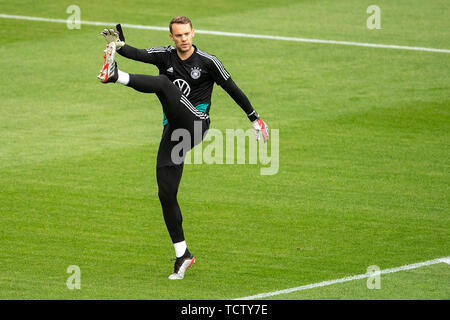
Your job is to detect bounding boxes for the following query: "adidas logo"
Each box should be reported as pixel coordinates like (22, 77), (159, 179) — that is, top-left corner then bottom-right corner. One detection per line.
(167, 67), (173, 73)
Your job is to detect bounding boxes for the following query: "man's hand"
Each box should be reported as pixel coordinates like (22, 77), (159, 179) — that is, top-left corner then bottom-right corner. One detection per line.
(252, 119), (269, 143)
(100, 28), (124, 50)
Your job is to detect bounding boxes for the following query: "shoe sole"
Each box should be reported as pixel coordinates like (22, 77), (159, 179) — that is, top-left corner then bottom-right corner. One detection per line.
(97, 42), (116, 82)
(168, 256), (196, 280)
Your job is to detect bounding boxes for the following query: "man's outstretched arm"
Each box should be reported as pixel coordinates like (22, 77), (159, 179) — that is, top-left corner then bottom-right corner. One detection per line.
(221, 78), (269, 143)
(117, 44), (162, 64)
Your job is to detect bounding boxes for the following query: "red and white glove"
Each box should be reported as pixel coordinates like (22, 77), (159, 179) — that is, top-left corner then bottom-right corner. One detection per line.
(252, 119), (269, 143)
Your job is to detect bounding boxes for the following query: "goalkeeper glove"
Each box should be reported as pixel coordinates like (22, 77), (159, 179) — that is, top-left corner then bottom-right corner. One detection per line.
(252, 118), (269, 143)
(115, 24), (125, 42)
(100, 26), (124, 49)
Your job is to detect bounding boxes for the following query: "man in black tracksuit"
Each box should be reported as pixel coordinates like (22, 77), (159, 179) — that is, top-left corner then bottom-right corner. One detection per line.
(98, 16), (268, 279)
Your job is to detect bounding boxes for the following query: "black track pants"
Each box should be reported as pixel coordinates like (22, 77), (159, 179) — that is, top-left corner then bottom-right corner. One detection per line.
(127, 73), (209, 243)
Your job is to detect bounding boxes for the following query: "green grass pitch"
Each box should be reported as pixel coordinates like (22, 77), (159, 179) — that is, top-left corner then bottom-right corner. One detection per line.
(0, 0), (449, 299)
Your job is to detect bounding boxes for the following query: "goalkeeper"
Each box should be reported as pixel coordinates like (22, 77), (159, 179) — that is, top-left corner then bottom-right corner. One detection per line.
(97, 16), (269, 280)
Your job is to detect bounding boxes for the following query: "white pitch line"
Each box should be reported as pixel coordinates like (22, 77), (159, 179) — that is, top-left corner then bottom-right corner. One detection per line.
(234, 257), (450, 300)
(1, 13), (450, 54)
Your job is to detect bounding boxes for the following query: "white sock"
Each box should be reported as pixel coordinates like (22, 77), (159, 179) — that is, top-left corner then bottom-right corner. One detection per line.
(117, 69), (130, 85)
(173, 241), (187, 258)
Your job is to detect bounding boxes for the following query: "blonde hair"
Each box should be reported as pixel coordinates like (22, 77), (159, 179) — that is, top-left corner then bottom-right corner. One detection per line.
(169, 16), (192, 33)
